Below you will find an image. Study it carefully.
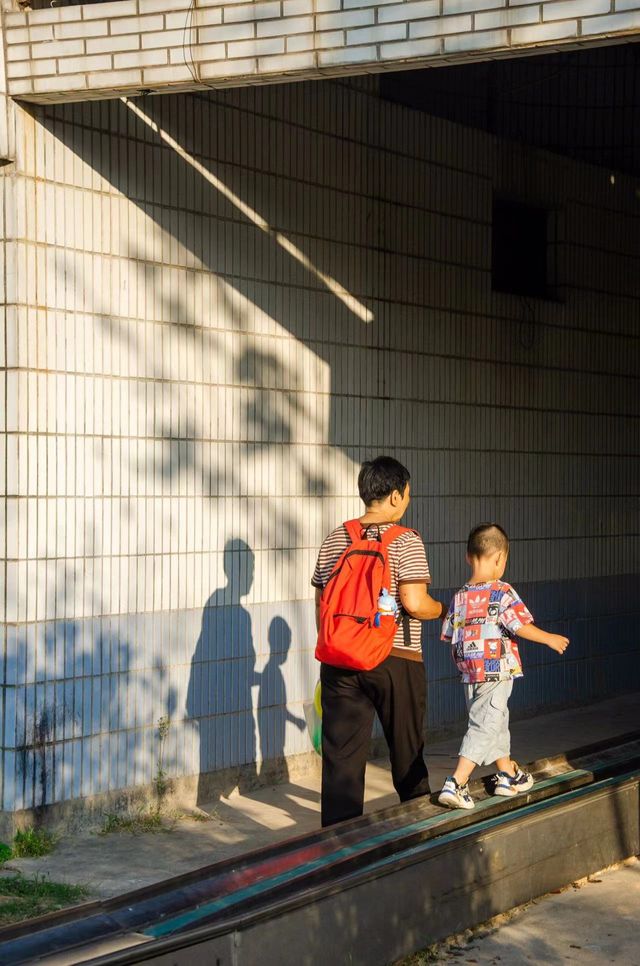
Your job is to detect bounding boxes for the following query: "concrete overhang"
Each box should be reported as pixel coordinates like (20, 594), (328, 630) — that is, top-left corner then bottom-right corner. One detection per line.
(3, 0), (640, 104)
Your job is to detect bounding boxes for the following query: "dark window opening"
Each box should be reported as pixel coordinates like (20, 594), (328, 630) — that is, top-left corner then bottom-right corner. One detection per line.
(492, 199), (550, 299)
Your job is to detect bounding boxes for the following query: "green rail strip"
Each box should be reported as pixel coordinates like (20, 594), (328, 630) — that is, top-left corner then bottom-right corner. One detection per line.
(145, 768), (593, 939)
(362, 766), (640, 877)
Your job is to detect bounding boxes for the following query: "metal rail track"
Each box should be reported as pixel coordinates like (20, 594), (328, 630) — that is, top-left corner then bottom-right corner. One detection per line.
(1, 731), (639, 966)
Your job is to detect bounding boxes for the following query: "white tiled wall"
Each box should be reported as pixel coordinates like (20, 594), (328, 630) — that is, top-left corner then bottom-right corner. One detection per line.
(1, 78), (639, 814)
(3, 0), (640, 102)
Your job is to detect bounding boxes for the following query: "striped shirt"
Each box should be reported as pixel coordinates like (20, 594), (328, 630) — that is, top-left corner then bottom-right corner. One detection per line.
(312, 522), (431, 651)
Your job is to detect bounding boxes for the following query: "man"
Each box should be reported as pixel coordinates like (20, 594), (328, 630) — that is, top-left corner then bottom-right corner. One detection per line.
(312, 456), (446, 827)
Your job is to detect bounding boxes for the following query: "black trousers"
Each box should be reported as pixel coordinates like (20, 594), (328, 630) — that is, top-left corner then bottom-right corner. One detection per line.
(320, 656), (430, 827)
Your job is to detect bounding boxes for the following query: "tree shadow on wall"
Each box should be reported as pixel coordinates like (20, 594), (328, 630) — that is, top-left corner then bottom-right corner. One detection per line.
(36, 89), (368, 615)
(32, 88), (372, 808)
(42, 224), (328, 811)
(35, 87), (380, 430)
(9, 613), (178, 816)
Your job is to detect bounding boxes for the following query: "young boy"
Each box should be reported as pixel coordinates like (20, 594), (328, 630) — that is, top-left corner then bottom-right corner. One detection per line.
(438, 523), (569, 809)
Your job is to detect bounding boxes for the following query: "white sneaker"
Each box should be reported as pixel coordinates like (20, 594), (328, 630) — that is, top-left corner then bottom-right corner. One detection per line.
(438, 777), (475, 810)
(494, 763), (534, 797)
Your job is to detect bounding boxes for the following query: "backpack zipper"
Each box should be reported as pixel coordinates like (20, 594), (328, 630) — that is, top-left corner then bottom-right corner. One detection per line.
(333, 613), (369, 624)
(324, 548), (385, 588)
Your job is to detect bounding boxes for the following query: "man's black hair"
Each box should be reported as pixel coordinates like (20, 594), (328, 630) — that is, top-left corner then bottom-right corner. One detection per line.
(467, 523), (509, 559)
(358, 456), (410, 506)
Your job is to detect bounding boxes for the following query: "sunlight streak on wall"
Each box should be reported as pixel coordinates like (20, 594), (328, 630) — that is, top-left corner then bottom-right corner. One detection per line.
(122, 97), (374, 324)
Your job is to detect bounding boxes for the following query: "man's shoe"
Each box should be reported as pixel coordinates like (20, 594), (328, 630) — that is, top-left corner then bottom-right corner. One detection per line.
(438, 777), (475, 810)
(494, 762), (534, 797)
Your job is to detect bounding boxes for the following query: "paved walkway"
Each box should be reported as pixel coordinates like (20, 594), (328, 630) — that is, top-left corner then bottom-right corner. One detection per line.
(425, 857), (640, 965)
(6, 691), (638, 901)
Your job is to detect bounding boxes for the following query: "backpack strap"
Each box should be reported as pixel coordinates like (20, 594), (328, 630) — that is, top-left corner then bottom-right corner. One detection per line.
(344, 519), (364, 543)
(380, 524), (414, 549)
(343, 521), (415, 547)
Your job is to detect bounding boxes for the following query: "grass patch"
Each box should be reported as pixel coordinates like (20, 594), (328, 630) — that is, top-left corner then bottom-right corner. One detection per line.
(0, 874), (88, 926)
(99, 805), (214, 835)
(11, 827), (56, 859)
(0, 828), (57, 868)
(100, 808), (174, 836)
(185, 809), (214, 823)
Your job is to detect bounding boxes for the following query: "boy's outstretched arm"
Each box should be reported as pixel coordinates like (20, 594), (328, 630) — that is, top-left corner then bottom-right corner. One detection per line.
(516, 623), (569, 654)
(400, 583), (447, 621)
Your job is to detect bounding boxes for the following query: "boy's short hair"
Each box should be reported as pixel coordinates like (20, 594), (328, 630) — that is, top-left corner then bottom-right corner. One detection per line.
(358, 456), (410, 506)
(467, 523), (509, 559)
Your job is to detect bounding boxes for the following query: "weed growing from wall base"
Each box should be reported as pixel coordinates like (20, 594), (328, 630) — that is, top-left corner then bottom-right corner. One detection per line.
(153, 716), (172, 807)
(100, 717), (174, 835)
(101, 809), (167, 835)
(11, 828), (56, 858)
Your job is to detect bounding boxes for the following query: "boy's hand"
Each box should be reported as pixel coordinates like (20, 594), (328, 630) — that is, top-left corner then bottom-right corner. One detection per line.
(546, 634), (569, 655)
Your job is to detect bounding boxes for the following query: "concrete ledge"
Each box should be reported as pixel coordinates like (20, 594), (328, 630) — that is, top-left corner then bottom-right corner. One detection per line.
(218, 777), (640, 966)
(3, 0), (640, 103)
(1, 738), (638, 964)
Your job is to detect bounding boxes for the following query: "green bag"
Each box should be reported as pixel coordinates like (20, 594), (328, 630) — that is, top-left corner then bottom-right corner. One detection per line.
(303, 680), (322, 756)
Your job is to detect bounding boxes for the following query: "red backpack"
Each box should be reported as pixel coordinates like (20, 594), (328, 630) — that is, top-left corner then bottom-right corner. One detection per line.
(315, 520), (412, 671)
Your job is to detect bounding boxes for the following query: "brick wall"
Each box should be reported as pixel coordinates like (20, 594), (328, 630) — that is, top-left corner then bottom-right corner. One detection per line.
(3, 0), (640, 102)
(1, 78), (639, 818)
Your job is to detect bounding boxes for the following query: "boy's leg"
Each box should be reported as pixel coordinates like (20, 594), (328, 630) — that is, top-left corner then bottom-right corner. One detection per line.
(320, 663), (376, 827)
(494, 696), (515, 774)
(366, 656), (431, 802)
(459, 680), (513, 768)
(439, 682), (511, 810)
(490, 690), (533, 794)
(495, 756), (517, 775)
(452, 756), (477, 786)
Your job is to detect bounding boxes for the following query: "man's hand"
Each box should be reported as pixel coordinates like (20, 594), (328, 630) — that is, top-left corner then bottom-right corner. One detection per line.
(399, 583), (447, 621)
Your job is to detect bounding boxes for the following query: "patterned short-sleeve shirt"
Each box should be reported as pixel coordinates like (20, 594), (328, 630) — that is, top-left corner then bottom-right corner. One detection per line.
(441, 580), (533, 683)
(312, 522), (431, 650)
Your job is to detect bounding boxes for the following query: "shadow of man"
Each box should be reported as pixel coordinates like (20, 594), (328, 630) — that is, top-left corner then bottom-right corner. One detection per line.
(187, 538), (259, 807)
(257, 616), (306, 783)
